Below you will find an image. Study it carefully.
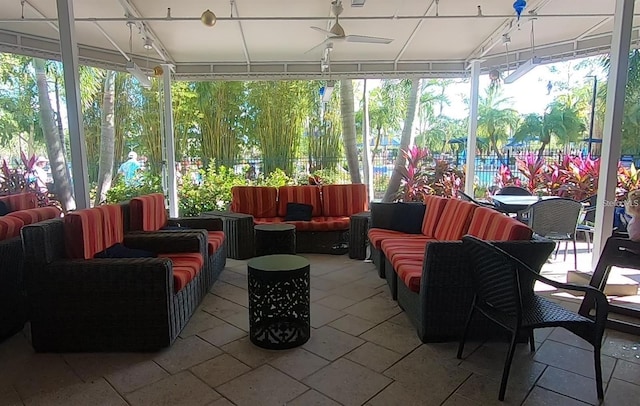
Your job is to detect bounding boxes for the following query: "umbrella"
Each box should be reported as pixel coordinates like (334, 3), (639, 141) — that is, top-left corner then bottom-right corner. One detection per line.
(582, 137), (602, 143)
(447, 137), (488, 147)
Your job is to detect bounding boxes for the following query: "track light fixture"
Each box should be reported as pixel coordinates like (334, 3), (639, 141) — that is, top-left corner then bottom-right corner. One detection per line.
(143, 37), (153, 50)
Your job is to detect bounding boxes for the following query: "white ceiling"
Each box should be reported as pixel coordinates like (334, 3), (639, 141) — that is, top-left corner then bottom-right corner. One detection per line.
(0, 0), (638, 80)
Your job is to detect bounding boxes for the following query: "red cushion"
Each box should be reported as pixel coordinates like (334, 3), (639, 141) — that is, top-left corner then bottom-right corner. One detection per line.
(368, 228), (409, 249)
(421, 196), (448, 238)
(321, 184), (368, 217)
(95, 204), (124, 248)
(130, 194), (167, 232)
(159, 253), (204, 292)
(0, 217), (25, 240)
(433, 199), (477, 240)
(277, 185), (322, 217)
(381, 238), (432, 260)
(231, 186), (278, 218)
(64, 208), (106, 259)
(207, 231), (225, 254)
(396, 263), (423, 293)
(0, 193), (37, 211)
(172, 266), (193, 293)
(467, 207), (533, 241)
(254, 217), (284, 224)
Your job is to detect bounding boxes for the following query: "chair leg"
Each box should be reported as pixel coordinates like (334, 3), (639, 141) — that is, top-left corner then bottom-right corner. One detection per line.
(585, 231), (592, 253)
(563, 241), (568, 262)
(457, 299), (477, 359)
(529, 329), (536, 352)
(594, 345), (604, 399)
(499, 332), (519, 401)
(554, 241), (560, 259)
(573, 238), (578, 269)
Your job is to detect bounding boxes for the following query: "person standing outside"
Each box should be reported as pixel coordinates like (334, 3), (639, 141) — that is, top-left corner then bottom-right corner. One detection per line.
(33, 156), (49, 194)
(118, 151), (141, 185)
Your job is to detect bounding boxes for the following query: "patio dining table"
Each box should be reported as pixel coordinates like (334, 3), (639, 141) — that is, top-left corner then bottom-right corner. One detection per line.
(490, 195), (558, 220)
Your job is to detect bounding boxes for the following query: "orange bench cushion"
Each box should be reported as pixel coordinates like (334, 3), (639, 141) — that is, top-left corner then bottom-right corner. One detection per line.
(321, 184), (368, 217)
(207, 231), (225, 254)
(158, 252), (204, 292)
(130, 193), (167, 232)
(0, 217), (25, 240)
(432, 199), (476, 241)
(467, 207), (533, 241)
(421, 196), (448, 238)
(231, 186), (278, 218)
(277, 185), (322, 217)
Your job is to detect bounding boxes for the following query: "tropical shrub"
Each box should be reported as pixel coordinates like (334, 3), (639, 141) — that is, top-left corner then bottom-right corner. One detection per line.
(255, 167), (293, 187)
(105, 171), (163, 204)
(178, 164), (247, 216)
(617, 164), (640, 201)
(0, 152), (53, 207)
(494, 164), (522, 190)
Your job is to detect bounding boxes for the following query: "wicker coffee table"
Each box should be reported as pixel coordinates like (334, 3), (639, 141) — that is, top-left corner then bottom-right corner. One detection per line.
(254, 223), (296, 256)
(247, 254), (310, 349)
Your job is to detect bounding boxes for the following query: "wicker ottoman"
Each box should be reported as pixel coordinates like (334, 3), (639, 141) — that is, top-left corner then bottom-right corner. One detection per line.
(349, 211), (370, 260)
(247, 254), (310, 349)
(254, 224), (296, 256)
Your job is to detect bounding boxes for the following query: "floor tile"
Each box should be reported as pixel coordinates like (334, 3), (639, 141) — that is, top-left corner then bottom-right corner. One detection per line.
(217, 365), (307, 406)
(197, 321), (247, 347)
(105, 360), (169, 394)
(603, 378), (640, 406)
(220, 310), (250, 332)
(601, 330), (640, 365)
(287, 389), (341, 406)
(455, 372), (530, 405)
(612, 358), (640, 385)
(268, 348), (329, 379)
(522, 386), (589, 406)
(24, 379), (127, 406)
(310, 303), (346, 328)
(154, 336), (222, 374)
(386, 311), (414, 329)
(0, 386), (22, 406)
(343, 294), (401, 324)
(321, 268), (368, 284)
(179, 310), (227, 338)
(303, 358), (392, 406)
(536, 366), (601, 405)
(344, 342), (404, 372)
(367, 380), (447, 406)
(330, 284), (383, 302)
(360, 320), (422, 355)
(63, 352), (152, 381)
(302, 326), (365, 361)
(190, 354), (251, 388)
(221, 337), (282, 367)
(12, 354), (82, 401)
(533, 340), (615, 381)
(315, 294), (358, 310)
(328, 314), (377, 336)
(125, 371), (220, 406)
(207, 398), (235, 406)
(546, 327), (593, 351)
(310, 287), (333, 302)
(210, 281), (249, 307)
(200, 295), (246, 319)
(310, 277), (345, 292)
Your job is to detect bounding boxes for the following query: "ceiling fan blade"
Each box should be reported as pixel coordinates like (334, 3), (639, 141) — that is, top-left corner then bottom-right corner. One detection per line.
(304, 40), (329, 55)
(345, 35), (393, 44)
(310, 26), (335, 36)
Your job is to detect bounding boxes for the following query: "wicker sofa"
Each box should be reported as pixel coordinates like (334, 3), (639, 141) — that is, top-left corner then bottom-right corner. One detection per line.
(21, 203), (210, 352)
(0, 204), (62, 341)
(211, 184), (368, 259)
(122, 193), (227, 291)
(368, 196), (556, 342)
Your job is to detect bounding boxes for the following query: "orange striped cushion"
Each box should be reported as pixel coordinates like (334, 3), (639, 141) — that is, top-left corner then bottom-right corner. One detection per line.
(130, 194), (168, 231)
(396, 263), (423, 293)
(64, 208), (105, 259)
(421, 196), (448, 237)
(368, 228), (408, 249)
(254, 217), (284, 224)
(0, 193), (37, 211)
(482, 215), (533, 241)
(321, 184), (368, 217)
(231, 186), (278, 217)
(95, 204), (124, 247)
(8, 206), (61, 225)
(467, 207), (498, 238)
(158, 252), (204, 276)
(433, 199), (477, 240)
(207, 231), (225, 254)
(0, 217), (25, 240)
(172, 266), (193, 293)
(277, 185), (322, 217)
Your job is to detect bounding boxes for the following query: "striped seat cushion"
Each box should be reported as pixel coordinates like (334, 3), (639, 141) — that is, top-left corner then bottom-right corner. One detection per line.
(467, 207), (533, 241)
(207, 231), (225, 254)
(6, 206), (62, 225)
(396, 263), (423, 293)
(381, 237), (432, 261)
(368, 228), (408, 249)
(64, 208), (107, 259)
(231, 186), (278, 218)
(158, 252), (204, 292)
(421, 196), (448, 238)
(0, 193), (37, 212)
(277, 185), (322, 217)
(432, 199), (477, 241)
(0, 217), (25, 240)
(130, 193), (168, 231)
(321, 184), (368, 217)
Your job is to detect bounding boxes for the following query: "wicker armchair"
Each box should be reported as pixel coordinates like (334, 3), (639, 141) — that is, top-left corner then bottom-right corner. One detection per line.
(21, 205), (209, 352)
(458, 236), (608, 401)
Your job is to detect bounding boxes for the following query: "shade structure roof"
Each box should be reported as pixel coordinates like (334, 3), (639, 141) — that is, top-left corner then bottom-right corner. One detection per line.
(0, 0), (637, 81)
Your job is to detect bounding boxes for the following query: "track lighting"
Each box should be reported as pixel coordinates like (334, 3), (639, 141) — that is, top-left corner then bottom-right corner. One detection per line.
(143, 37), (153, 50)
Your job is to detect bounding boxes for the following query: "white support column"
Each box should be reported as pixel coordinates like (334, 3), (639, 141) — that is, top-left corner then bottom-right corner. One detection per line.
(592, 0), (635, 268)
(162, 65), (178, 217)
(57, 0), (89, 209)
(465, 60), (481, 197)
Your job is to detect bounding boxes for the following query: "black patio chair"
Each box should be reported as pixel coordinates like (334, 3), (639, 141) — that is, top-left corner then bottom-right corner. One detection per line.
(458, 235), (608, 401)
(495, 186), (532, 196)
(576, 195), (597, 252)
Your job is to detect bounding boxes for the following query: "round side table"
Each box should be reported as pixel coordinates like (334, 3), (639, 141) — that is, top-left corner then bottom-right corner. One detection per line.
(254, 223), (296, 256)
(247, 254), (310, 349)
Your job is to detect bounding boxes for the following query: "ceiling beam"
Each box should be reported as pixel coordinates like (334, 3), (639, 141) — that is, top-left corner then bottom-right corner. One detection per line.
(393, 0), (436, 65)
(232, 0), (251, 70)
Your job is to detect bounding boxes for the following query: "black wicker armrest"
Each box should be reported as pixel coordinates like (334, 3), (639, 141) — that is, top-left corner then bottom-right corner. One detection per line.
(167, 216), (223, 231)
(124, 230), (207, 254)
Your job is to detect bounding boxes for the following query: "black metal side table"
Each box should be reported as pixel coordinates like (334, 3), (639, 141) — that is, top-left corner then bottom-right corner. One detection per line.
(254, 224), (296, 256)
(247, 254), (310, 349)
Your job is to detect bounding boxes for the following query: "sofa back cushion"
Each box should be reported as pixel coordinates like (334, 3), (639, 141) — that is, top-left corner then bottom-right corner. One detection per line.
(129, 193), (167, 231)
(277, 185), (322, 217)
(96, 204), (125, 246)
(7, 206), (62, 225)
(433, 199), (476, 240)
(321, 184), (368, 217)
(0, 193), (37, 212)
(421, 196), (448, 238)
(231, 186), (278, 218)
(467, 207), (533, 241)
(0, 217), (25, 240)
(65, 205), (125, 259)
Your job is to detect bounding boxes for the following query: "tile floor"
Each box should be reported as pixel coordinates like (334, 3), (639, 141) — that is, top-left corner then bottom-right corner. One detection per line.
(1, 249), (639, 406)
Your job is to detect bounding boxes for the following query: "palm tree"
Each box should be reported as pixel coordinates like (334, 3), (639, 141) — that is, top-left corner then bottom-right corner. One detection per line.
(476, 86), (519, 160)
(340, 79), (361, 183)
(95, 70), (116, 205)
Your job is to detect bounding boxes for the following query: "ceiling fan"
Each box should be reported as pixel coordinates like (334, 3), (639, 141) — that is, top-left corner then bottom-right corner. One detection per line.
(305, 0), (393, 54)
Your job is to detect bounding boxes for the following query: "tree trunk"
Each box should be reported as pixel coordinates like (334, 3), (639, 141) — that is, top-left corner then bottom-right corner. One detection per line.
(95, 70), (116, 206)
(361, 79), (374, 201)
(54, 76), (66, 155)
(383, 79), (420, 202)
(340, 79), (361, 184)
(34, 58), (76, 211)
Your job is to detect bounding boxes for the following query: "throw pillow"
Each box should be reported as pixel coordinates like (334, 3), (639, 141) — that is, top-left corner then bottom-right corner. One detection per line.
(0, 201), (9, 216)
(94, 243), (157, 259)
(285, 203), (313, 221)
(391, 202), (426, 234)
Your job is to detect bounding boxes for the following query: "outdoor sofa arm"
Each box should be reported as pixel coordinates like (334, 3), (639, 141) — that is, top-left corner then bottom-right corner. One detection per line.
(167, 216), (223, 231)
(124, 229), (208, 255)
